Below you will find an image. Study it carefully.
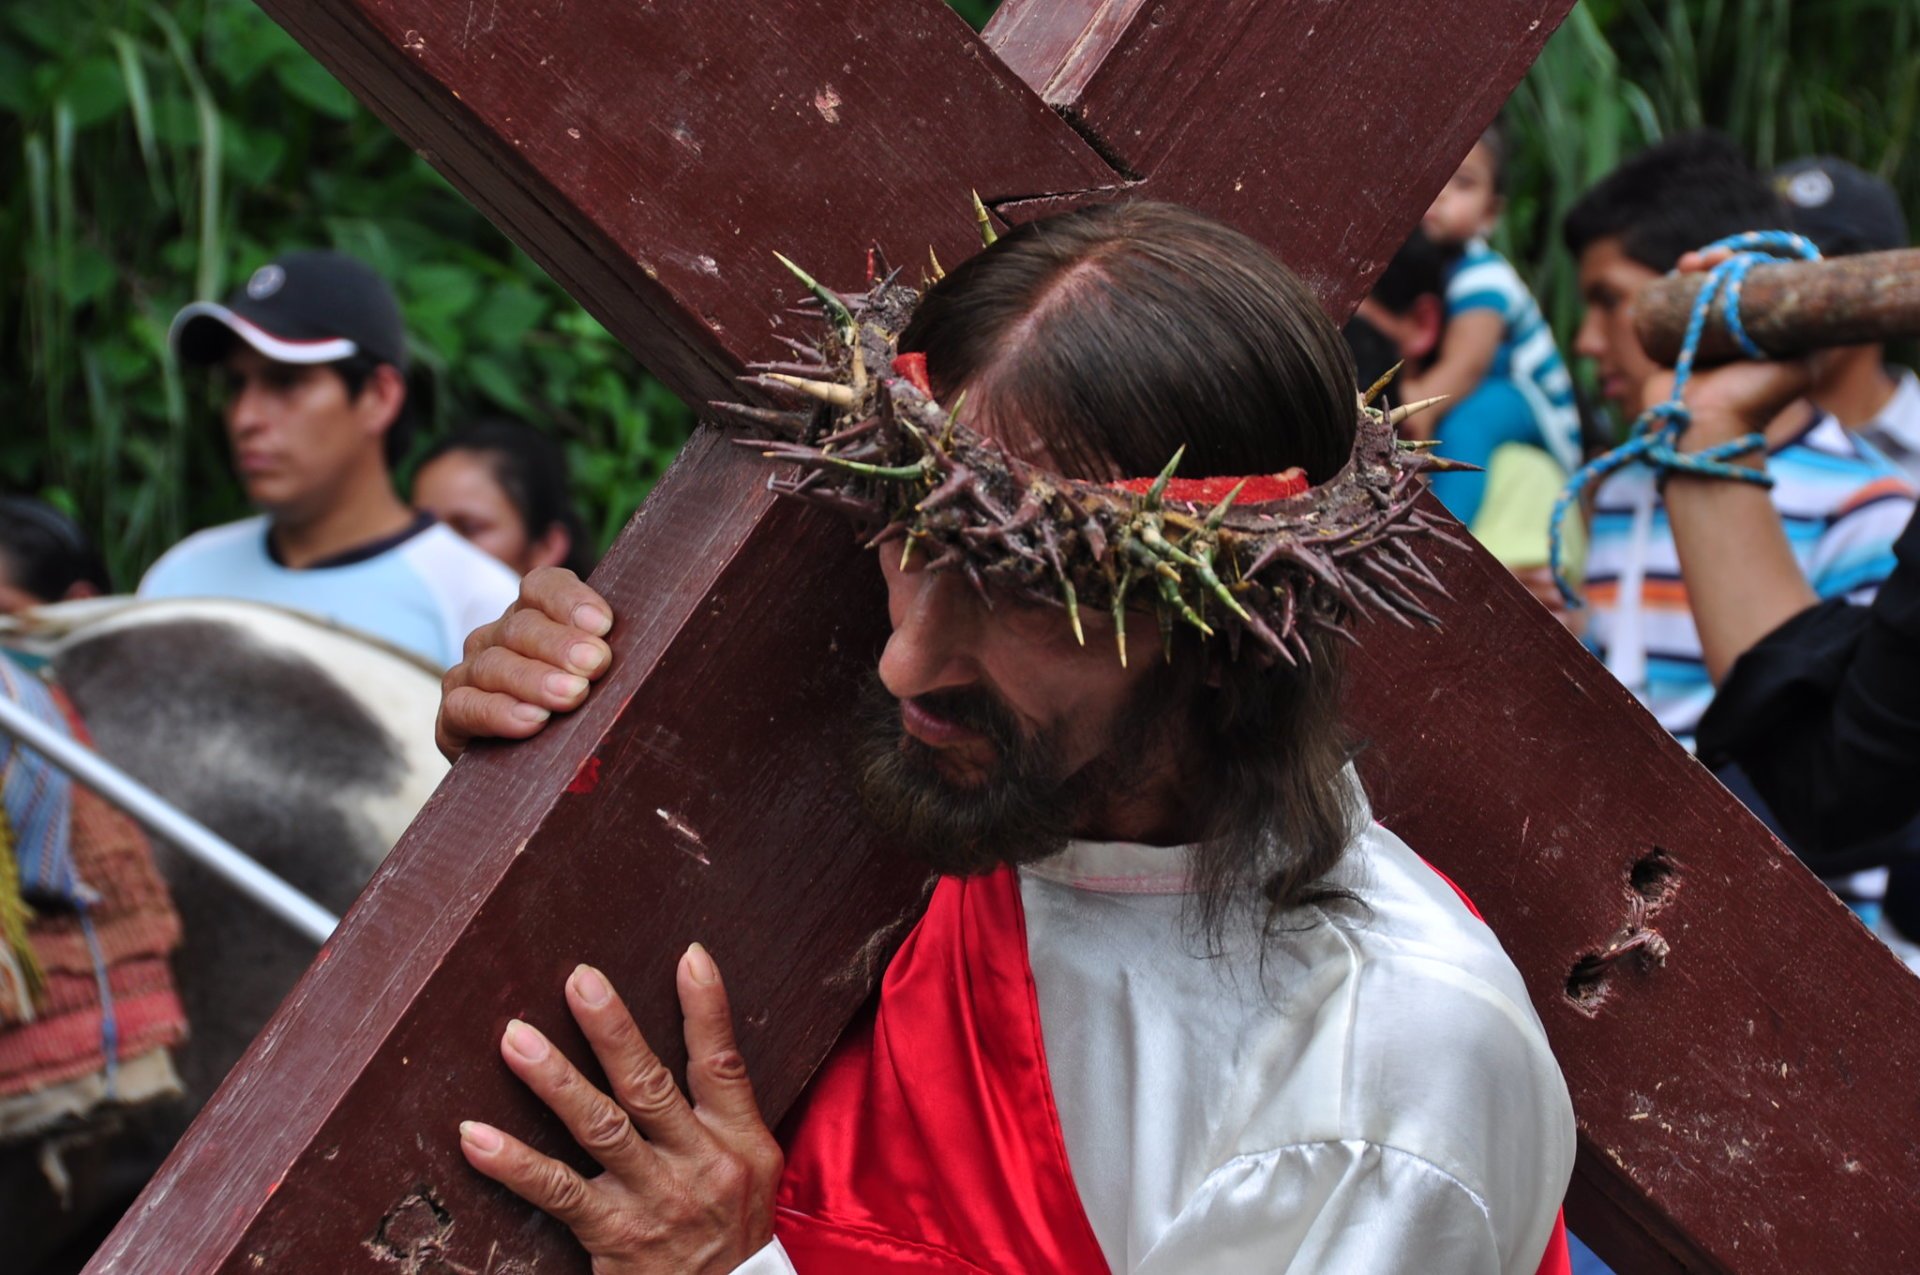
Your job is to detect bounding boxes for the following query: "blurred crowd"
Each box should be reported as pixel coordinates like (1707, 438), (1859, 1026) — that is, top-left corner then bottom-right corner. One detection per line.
(2, 125), (1915, 1273)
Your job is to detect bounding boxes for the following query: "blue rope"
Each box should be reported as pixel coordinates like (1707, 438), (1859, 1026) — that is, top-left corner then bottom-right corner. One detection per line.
(1550, 230), (1822, 606)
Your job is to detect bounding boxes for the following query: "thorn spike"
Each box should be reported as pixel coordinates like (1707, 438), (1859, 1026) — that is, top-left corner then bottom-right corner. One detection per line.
(772, 251), (855, 336)
(1385, 395), (1450, 429)
(971, 190), (998, 247)
(759, 373), (858, 408)
(1145, 446), (1187, 505)
(1363, 360), (1403, 406)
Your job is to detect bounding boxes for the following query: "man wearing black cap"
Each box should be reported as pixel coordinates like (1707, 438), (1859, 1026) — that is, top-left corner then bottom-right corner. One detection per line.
(142, 250), (520, 669)
(1776, 156), (1920, 481)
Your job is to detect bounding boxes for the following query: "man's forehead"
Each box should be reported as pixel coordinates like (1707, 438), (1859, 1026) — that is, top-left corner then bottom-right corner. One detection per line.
(1578, 237), (1659, 290)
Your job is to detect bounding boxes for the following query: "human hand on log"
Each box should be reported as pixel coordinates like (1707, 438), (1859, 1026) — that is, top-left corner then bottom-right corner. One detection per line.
(436, 567), (615, 761)
(458, 949), (783, 1274)
(1636, 247), (1814, 458)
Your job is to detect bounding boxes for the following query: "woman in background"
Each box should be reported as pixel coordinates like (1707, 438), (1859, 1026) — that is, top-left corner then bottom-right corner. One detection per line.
(413, 420), (597, 579)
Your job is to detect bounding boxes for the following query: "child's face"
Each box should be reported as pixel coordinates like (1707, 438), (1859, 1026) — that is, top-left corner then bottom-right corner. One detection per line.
(1422, 143), (1501, 245)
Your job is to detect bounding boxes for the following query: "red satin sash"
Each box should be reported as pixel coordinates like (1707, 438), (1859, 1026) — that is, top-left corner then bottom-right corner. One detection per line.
(774, 866), (1108, 1271)
(774, 862), (1572, 1274)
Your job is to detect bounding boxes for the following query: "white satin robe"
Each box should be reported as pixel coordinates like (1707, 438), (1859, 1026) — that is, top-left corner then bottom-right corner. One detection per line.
(739, 807), (1575, 1274)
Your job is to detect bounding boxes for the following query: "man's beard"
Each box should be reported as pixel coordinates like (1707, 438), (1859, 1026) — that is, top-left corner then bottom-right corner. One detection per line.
(850, 672), (1175, 876)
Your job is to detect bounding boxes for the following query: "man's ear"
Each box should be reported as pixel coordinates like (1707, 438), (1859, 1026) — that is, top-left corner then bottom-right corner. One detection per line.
(1405, 295), (1445, 362)
(526, 524), (573, 573)
(62, 579), (102, 602)
(357, 363), (409, 438)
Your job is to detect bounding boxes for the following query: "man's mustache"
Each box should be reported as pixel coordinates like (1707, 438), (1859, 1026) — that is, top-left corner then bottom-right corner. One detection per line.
(905, 687), (1025, 750)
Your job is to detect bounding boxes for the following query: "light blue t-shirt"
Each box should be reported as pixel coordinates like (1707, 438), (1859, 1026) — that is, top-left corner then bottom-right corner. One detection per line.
(138, 516), (520, 669)
(1445, 238), (1582, 472)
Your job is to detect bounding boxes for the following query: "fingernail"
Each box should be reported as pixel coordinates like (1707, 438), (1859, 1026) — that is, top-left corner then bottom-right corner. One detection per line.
(512, 703), (551, 725)
(545, 671), (588, 700)
(460, 1120), (503, 1153)
(684, 942), (718, 986)
(573, 605), (612, 636)
(569, 643), (606, 675)
(505, 1019), (549, 1062)
(571, 964), (611, 1007)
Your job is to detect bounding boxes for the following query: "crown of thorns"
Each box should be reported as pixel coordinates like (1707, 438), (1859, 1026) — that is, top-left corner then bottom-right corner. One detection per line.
(717, 230), (1466, 668)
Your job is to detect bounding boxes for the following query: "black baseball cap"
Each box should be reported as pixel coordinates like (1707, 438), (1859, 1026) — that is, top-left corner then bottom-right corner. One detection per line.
(1773, 157), (1910, 257)
(169, 249), (409, 371)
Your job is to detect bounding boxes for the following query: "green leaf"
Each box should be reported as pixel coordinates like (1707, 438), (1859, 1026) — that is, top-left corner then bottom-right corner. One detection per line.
(61, 244), (118, 307)
(207, 7), (299, 86)
(405, 263), (483, 317)
(273, 55), (357, 121)
(471, 283), (549, 348)
(467, 357), (533, 414)
(0, 38), (35, 113)
(7, 6), (78, 55)
(61, 56), (130, 128)
(222, 121), (288, 186)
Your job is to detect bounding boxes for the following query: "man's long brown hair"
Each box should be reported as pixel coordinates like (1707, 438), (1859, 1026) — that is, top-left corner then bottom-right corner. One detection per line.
(898, 201), (1366, 950)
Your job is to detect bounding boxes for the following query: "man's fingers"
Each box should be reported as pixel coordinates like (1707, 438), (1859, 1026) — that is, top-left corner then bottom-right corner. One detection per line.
(520, 566), (614, 636)
(458, 1119), (607, 1233)
(565, 966), (710, 1155)
(497, 608), (611, 683)
(677, 944), (765, 1132)
(436, 687), (550, 761)
(468, 644), (595, 713)
(496, 1019), (658, 1182)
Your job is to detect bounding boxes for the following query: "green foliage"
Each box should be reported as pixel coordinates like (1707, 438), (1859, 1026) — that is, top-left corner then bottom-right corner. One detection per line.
(0, 0), (688, 589)
(3, 0), (1914, 586)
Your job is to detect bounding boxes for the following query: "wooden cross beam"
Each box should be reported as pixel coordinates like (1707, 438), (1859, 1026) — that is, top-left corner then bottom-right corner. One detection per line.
(89, 2), (1920, 1272)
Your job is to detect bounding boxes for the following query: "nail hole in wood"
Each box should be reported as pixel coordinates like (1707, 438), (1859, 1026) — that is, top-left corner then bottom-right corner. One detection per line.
(1630, 847), (1679, 905)
(1565, 954), (1612, 1012)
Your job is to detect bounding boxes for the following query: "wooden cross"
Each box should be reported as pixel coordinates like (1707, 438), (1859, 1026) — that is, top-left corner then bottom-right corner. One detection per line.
(88, 3), (1920, 1271)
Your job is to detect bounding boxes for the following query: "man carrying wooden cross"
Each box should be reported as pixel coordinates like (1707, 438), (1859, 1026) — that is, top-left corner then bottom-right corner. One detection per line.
(436, 203), (1577, 1273)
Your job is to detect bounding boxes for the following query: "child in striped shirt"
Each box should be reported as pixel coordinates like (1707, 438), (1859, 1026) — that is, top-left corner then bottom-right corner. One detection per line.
(1401, 126), (1583, 524)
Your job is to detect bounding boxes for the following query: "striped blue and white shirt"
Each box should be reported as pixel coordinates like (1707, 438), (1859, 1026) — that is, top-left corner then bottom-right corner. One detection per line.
(1583, 413), (1915, 747)
(1446, 239), (1583, 473)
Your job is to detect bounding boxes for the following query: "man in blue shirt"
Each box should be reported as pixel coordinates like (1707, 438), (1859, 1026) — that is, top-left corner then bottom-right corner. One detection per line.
(142, 251), (520, 669)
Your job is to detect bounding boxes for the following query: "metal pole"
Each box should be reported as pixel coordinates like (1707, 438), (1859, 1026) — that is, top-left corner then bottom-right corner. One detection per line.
(0, 689), (338, 945)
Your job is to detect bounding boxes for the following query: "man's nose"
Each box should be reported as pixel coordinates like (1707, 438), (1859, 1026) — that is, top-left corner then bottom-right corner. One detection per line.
(226, 380), (268, 436)
(1573, 307), (1605, 362)
(878, 568), (979, 700)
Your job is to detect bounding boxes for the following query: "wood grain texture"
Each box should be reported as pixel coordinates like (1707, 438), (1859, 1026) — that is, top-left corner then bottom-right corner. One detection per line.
(986, 0), (1576, 314)
(86, 0), (1920, 1272)
(1635, 247), (1920, 365)
(1348, 497), (1920, 1273)
(86, 2), (1105, 1269)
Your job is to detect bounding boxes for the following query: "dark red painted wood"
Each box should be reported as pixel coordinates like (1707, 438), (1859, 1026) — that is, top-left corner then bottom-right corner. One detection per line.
(986, 15), (1920, 1267)
(985, 0), (1574, 313)
(85, 2), (1106, 1270)
(86, 0), (1920, 1272)
(1346, 498), (1920, 1272)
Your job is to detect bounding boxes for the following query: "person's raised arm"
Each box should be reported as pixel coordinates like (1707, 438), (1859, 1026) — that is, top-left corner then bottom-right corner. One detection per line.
(1398, 309), (1503, 439)
(1658, 362), (1819, 682)
(1648, 249), (1820, 683)
(436, 566), (615, 761)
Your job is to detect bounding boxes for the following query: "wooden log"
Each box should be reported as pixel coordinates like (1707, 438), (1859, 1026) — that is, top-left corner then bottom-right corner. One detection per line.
(1635, 248), (1920, 366)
